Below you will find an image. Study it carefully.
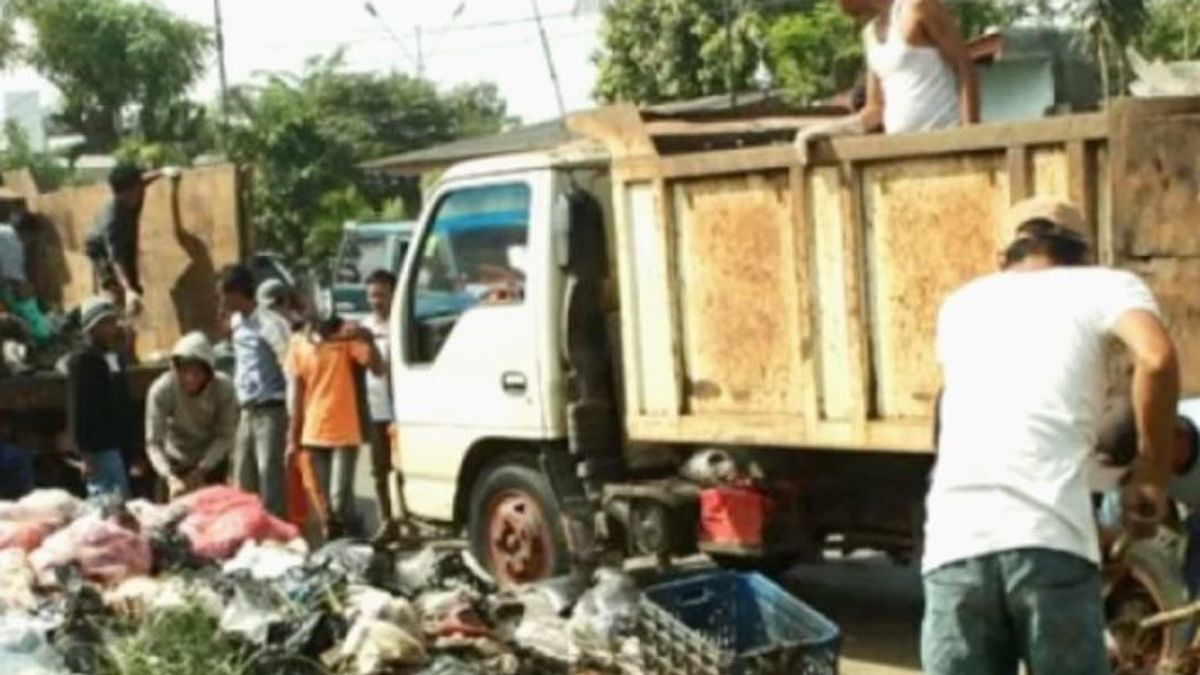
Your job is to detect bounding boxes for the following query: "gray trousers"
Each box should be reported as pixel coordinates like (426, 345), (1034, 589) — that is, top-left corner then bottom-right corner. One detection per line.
(305, 446), (359, 528)
(922, 547), (1109, 675)
(234, 404), (287, 519)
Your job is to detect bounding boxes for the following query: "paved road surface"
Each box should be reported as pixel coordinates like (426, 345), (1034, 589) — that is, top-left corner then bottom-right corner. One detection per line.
(783, 555), (923, 675)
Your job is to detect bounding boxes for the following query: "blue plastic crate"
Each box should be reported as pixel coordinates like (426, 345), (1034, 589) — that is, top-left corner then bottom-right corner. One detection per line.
(639, 571), (840, 675)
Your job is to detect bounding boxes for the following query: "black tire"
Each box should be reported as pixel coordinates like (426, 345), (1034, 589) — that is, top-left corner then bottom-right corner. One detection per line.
(1107, 538), (1193, 669)
(467, 455), (569, 586)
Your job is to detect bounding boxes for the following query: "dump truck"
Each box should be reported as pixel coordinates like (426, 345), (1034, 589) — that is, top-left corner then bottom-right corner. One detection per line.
(381, 97), (1200, 660)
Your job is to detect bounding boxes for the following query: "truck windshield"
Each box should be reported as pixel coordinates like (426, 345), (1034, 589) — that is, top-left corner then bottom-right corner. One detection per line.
(409, 182), (530, 363)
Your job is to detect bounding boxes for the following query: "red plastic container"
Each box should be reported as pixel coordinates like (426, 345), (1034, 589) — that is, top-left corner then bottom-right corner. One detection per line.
(699, 486), (771, 551)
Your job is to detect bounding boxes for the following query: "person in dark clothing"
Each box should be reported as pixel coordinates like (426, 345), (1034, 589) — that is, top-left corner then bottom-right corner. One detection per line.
(84, 164), (175, 317)
(67, 296), (136, 498)
(0, 413), (34, 500)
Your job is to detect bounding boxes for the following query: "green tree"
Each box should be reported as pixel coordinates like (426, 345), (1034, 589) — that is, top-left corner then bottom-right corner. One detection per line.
(1137, 0), (1200, 61)
(597, 0), (1029, 106)
(12, 0), (211, 151)
(227, 54), (512, 268)
(594, 0), (771, 104)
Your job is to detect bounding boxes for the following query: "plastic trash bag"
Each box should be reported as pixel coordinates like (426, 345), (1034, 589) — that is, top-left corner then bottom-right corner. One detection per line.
(567, 567), (640, 655)
(512, 590), (576, 665)
(0, 611), (65, 675)
(218, 583), (280, 647)
(0, 551), (36, 611)
(177, 487), (300, 561)
(339, 617), (427, 673)
(222, 540), (306, 581)
(345, 585), (420, 636)
(414, 655), (485, 675)
(310, 540), (391, 588)
(103, 576), (223, 620)
(0, 490), (81, 524)
(0, 522), (58, 554)
(29, 513), (151, 587)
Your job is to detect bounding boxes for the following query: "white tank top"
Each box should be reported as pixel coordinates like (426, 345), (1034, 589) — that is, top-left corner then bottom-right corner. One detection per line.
(866, 0), (960, 134)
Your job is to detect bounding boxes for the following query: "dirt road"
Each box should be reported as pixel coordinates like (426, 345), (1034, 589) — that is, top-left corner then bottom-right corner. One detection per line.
(783, 555), (923, 675)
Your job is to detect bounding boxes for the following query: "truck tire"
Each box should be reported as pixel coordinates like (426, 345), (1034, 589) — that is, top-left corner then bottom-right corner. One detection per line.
(467, 456), (569, 586)
(1106, 538), (1193, 671)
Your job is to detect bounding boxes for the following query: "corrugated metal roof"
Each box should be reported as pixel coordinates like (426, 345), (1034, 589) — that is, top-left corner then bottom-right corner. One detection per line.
(360, 119), (579, 176)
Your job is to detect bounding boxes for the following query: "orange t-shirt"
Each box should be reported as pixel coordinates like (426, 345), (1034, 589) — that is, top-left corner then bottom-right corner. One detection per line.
(286, 334), (370, 448)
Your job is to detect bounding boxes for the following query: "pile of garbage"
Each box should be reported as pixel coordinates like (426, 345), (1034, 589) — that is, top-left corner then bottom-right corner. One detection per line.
(0, 486), (647, 675)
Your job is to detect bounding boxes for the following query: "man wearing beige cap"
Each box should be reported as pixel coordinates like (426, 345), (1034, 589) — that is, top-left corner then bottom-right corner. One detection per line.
(922, 197), (1179, 673)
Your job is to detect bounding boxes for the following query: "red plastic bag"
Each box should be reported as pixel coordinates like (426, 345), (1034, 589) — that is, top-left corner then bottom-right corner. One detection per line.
(177, 486), (300, 560)
(0, 520), (58, 552)
(699, 486), (771, 551)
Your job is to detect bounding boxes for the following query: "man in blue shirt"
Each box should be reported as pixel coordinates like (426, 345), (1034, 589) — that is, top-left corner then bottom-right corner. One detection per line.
(219, 264), (289, 517)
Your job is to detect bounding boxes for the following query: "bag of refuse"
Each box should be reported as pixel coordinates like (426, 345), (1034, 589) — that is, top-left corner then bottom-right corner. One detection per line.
(340, 617), (427, 673)
(0, 521), (58, 553)
(177, 486), (299, 560)
(222, 540), (307, 581)
(0, 611), (65, 675)
(345, 585), (420, 635)
(0, 550), (36, 611)
(311, 540), (392, 587)
(0, 490), (84, 553)
(567, 567), (640, 655)
(29, 513), (152, 587)
(0, 490), (81, 524)
(125, 499), (186, 532)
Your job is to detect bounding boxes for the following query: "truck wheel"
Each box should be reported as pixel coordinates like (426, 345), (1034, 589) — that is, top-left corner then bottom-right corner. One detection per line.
(467, 456), (569, 586)
(1106, 538), (1193, 671)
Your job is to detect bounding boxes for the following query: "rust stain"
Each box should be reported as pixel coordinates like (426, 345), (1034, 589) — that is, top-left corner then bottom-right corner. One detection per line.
(673, 172), (807, 416)
(865, 155), (1009, 418)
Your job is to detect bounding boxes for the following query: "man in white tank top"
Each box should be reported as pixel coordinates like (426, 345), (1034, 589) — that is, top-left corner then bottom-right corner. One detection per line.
(794, 0), (978, 151)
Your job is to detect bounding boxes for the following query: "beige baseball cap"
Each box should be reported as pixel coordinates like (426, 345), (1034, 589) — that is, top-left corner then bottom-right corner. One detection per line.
(1002, 197), (1088, 246)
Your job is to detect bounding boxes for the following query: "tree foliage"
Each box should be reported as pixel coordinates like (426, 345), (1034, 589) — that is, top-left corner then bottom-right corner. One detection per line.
(596, 0), (1030, 106)
(226, 54), (513, 269)
(12, 0), (211, 151)
(1137, 0), (1200, 61)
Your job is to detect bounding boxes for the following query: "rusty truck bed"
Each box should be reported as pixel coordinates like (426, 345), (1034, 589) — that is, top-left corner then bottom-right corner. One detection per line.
(569, 97), (1200, 454)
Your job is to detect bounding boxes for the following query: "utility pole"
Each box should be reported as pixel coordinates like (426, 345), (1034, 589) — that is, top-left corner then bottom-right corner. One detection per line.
(415, 25), (424, 78)
(531, 0), (567, 117)
(723, 0), (737, 107)
(213, 0), (230, 145)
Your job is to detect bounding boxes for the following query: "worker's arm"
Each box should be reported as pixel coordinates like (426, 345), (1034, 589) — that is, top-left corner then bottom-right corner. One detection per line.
(917, 0), (979, 125)
(287, 374), (306, 460)
(143, 377), (176, 479)
(1113, 309), (1180, 530)
(197, 382), (239, 473)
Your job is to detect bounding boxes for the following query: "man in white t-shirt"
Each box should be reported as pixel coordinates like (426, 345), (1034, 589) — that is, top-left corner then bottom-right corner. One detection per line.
(363, 268), (404, 543)
(924, 197), (1179, 674)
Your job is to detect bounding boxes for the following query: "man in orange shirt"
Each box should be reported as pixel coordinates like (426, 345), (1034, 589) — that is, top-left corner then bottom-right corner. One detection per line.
(285, 312), (384, 538)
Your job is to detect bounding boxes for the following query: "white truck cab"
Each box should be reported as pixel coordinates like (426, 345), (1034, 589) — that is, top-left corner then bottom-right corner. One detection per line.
(389, 148), (610, 583)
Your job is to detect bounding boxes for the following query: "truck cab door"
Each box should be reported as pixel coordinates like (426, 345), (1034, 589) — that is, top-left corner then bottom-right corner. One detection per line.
(391, 175), (551, 519)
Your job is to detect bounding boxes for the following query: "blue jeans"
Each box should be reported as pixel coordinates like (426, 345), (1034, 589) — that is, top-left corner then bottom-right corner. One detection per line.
(922, 548), (1109, 675)
(85, 449), (130, 499)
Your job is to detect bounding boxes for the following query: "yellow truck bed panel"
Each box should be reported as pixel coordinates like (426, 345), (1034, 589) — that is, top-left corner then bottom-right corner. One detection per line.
(573, 98), (1200, 454)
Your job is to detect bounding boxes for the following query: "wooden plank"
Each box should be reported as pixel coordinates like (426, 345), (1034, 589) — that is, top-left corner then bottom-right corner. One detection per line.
(624, 413), (933, 453)
(672, 172), (807, 416)
(1067, 140), (1097, 243)
(790, 166), (821, 427)
(610, 179), (645, 416)
(1007, 146), (1030, 203)
(645, 116), (830, 137)
(612, 113), (1109, 183)
(566, 104), (655, 160)
(1030, 147), (1069, 199)
(863, 155), (1010, 418)
(838, 163), (871, 424)
(655, 178), (685, 415)
(810, 167), (854, 421)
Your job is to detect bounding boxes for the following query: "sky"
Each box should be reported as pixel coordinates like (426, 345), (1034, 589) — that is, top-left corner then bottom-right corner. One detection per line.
(0, 0), (604, 128)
